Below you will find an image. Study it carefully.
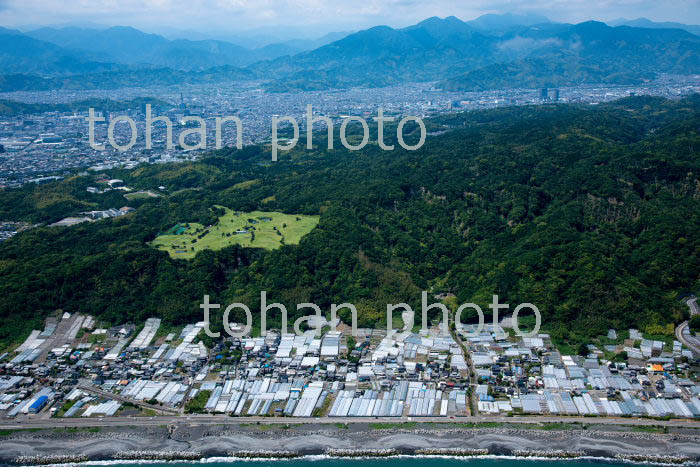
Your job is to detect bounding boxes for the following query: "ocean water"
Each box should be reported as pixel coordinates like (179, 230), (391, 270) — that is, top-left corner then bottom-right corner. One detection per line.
(77, 457), (647, 467)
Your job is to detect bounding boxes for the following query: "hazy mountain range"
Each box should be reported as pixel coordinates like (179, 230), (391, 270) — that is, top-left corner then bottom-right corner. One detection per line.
(440, 20), (700, 91)
(0, 24), (351, 74)
(610, 17), (700, 36)
(255, 17), (700, 91)
(19, 26), (314, 70)
(0, 13), (698, 92)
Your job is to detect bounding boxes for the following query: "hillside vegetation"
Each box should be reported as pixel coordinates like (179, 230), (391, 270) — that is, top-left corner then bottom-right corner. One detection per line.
(0, 95), (699, 348)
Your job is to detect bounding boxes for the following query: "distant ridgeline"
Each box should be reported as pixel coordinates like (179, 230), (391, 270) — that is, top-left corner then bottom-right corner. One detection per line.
(0, 95), (700, 348)
(0, 18), (699, 92)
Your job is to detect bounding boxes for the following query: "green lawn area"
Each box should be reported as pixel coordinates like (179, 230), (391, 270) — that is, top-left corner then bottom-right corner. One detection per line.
(151, 207), (319, 259)
(124, 190), (160, 201)
(232, 179), (261, 190)
(370, 422), (418, 429)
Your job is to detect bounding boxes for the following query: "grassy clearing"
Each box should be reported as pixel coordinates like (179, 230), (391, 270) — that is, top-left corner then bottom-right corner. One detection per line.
(0, 428), (43, 436)
(124, 190), (160, 201)
(238, 422), (301, 431)
(54, 427), (100, 433)
(370, 422), (418, 430)
(232, 179), (261, 190)
(54, 399), (77, 417)
(185, 390), (211, 414)
(528, 422), (582, 431)
(423, 421), (584, 431)
(433, 421), (507, 429)
(626, 424), (668, 433)
(313, 393), (334, 417)
(151, 207), (319, 259)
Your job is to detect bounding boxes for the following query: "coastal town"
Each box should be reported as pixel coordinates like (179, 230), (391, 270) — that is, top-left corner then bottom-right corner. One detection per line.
(4, 1), (700, 465)
(1, 297), (699, 424)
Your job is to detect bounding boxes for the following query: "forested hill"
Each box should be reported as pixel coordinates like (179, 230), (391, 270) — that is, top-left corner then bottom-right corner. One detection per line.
(1, 95), (700, 348)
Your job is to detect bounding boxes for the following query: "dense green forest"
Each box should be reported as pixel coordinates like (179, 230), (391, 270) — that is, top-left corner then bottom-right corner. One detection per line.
(1, 95), (699, 349)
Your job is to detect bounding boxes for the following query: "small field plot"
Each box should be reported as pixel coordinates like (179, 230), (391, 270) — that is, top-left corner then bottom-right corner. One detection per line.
(151, 207), (319, 259)
(124, 190), (160, 201)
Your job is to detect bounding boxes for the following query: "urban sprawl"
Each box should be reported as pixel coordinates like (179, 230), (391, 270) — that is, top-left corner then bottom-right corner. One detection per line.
(1, 295), (699, 422)
(1, 75), (699, 189)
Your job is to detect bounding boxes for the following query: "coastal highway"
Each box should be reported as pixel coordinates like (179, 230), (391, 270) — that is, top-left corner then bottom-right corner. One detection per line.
(677, 321), (700, 356)
(676, 297), (700, 356)
(689, 297), (700, 316)
(3, 414), (700, 430)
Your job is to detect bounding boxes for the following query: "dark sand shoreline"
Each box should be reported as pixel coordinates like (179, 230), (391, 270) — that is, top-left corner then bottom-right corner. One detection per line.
(2, 424), (700, 464)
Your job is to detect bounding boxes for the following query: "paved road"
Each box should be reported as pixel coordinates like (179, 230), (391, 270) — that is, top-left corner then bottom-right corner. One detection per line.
(3, 414), (700, 430)
(676, 321), (700, 356)
(676, 297), (700, 356)
(688, 297), (700, 316)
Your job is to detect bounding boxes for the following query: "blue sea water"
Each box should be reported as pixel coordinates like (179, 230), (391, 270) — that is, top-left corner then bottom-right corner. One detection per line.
(76, 457), (649, 467)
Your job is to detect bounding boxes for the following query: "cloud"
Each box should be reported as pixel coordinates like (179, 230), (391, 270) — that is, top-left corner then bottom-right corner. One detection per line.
(497, 36), (563, 53)
(1, 0), (699, 35)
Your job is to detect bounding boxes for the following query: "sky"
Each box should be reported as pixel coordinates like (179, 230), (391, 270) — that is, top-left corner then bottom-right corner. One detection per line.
(1, 0), (699, 38)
